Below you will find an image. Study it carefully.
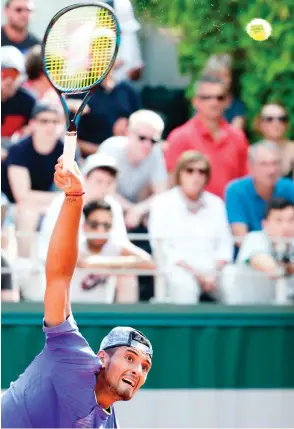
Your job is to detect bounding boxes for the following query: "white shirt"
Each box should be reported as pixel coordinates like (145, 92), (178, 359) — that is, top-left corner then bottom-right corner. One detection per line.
(70, 236), (123, 303)
(38, 193), (127, 262)
(148, 187), (233, 272)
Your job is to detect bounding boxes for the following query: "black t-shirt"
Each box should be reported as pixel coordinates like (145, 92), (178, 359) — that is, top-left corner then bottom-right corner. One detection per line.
(70, 81), (141, 145)
(1, 136), (64, 202)
(1, 87), (36, 137)
(1, 26), (40, 54)
(1, 255), (12, 291)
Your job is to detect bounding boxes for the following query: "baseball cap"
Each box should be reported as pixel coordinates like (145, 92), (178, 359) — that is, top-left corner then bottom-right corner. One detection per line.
(1, 46), (25, 74)
(31, 102), (63, 118)
(82, 153), (118, 177)
(99, 326), (153, 358)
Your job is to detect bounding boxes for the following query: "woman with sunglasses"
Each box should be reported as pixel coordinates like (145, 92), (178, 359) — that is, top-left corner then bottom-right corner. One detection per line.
(254, 103), (294, 179)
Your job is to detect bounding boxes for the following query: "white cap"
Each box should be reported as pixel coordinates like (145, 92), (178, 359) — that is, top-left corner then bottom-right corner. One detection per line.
(1, 46), (25, 74)
(114, 0), (141, 32)
(82, 153), (118, 177)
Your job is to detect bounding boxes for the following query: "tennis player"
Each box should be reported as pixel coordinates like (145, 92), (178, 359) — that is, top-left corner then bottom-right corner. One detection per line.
(1, 156), (153, 428)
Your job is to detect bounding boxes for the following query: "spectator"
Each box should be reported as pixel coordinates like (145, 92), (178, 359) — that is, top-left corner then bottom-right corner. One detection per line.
(1, 45), (36, 141)
(70, 71), (141, 157)
(1, 0), (40, 53)
(236, 198), (294, 304)
(225, 141), (294, 246)
(254, 102), (294, 179)
(99, 109), (168, 301)
(165, 74), (248, 198)
(113, 0), (144, 83)
(149, 151), (233, 304)
(38, 153), (128, 262)
(1, 103), (65, 256)
(72, 200), (154, 304)
(203, 54), (246, 129)
(1, 255), (19, 302)
(99, 109), (168, 227)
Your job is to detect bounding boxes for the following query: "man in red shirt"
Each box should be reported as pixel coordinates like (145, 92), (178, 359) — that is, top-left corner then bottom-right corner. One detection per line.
(165, 74), (248, 198)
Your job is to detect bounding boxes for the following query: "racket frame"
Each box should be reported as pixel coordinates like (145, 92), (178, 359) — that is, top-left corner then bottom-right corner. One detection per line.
(41, 1), (120, 171)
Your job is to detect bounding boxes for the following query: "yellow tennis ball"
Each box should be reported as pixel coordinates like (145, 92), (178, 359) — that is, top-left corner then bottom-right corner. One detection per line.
(246, 18), (272, 41)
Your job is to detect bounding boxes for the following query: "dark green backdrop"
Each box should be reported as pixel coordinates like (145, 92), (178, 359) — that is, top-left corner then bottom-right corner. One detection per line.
(2, 303), (294, 389)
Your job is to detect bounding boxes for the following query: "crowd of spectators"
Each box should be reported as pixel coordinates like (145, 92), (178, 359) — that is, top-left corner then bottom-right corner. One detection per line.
(1, 0), (294, 305)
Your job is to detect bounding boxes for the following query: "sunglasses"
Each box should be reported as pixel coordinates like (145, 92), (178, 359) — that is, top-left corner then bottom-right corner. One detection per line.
(184, 167), (208, 176)
(261, 115), (288, 123)
(1, 68), (20, 80)
(35, 118), (60, 125)
(137, 135), (160, 145)
(12, 7), (34, 13)
(197, 94), (227, 102)
(87, 220), (112, 230)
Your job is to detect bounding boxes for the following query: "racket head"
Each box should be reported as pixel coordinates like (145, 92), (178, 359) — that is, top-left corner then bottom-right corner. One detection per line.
(42, 2), (120, 94)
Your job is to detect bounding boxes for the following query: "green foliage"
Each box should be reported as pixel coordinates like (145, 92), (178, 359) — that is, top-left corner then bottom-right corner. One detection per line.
(134, 0), (294, 140)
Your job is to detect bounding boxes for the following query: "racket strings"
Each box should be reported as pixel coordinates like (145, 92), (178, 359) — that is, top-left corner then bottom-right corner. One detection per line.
(44, 6), (117, 91)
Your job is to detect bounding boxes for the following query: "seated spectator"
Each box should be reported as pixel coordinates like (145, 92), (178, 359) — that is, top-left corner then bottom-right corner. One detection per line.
(1, 45), (36, 142)
(38, 153), (128, 262)
(1, 103), (65, 256)
(225, 141), (294, 246)
(99, 109), (168, 301)
(1, 0), (40, 53)
(254, 102), (294, 179)
(165, 74), (248, 198)
(236, 198), (294, 304)
(70, 71), (141, 157)
(71, 200), (154, 303)
(99, 109), (168, 226)
(149, 151), (233, 304)
(203, 54), (246, 129)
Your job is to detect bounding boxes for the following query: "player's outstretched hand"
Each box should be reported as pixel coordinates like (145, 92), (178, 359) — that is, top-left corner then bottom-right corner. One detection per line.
(54, 156), (84, 194)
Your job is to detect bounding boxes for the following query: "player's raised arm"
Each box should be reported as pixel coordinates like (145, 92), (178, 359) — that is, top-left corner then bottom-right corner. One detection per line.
(44, 157), (84, 327)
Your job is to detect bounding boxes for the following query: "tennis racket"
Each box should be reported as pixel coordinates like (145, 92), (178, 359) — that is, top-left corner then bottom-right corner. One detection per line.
(42, 1), (120, 172)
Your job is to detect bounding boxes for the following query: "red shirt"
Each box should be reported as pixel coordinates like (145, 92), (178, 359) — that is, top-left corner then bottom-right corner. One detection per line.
(165, 115), (249, 198)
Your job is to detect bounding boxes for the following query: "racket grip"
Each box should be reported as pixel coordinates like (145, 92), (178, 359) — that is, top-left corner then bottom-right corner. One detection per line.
(63, 131), (77, 172)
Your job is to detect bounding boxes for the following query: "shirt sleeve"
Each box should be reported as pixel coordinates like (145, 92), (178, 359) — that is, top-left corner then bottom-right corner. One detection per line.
(225, 183), (249, 226)
(237, 233), (271, 263)
(43, 315), (101, 420)
(150, 145), (168, 188)
(6, 144), (28, 168)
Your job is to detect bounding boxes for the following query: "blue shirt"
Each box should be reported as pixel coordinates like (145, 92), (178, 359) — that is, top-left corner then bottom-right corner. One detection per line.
(225, 176), (294, 231)
(1, 315), (118, 428)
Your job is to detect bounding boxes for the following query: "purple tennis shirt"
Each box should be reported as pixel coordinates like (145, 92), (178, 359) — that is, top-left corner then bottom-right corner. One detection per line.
(1, 315), (118, 428)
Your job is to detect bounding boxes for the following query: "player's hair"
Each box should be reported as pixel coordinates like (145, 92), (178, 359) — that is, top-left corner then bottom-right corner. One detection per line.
(129, 109), (165, 136)
(253, 102), (288, 134)
(248, 140), (281, 164)
(174, 150), (211, 185)
(25, 45), (43, 80)
(194, 73), (227, 95)
(265, 198), (294, 219)
(83, 200), (112, 219)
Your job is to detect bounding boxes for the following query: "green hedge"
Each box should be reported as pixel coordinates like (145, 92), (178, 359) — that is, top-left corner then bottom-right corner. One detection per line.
(134, 0), (294, 140)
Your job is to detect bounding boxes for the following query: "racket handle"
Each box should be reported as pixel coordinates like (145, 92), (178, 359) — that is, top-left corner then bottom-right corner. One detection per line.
(63, 131), (77, 172)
